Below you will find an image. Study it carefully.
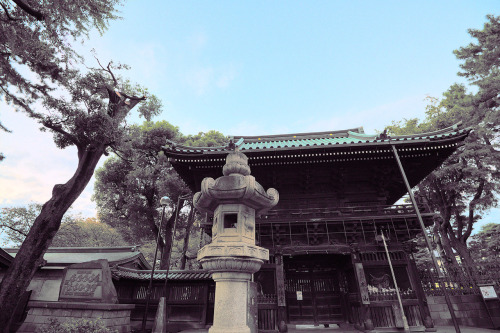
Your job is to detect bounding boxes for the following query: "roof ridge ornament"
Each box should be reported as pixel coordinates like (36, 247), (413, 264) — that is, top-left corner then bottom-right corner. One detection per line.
(377, 129), (390, 140)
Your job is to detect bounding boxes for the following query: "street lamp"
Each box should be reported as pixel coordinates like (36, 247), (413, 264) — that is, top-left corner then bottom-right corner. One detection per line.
(141, 196), (170, 333)
(163, 193), (191, 296)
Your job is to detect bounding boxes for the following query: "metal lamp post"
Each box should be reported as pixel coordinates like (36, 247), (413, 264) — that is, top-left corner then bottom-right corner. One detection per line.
(163, 193), (191, 296)
(141, 196), (170, 333)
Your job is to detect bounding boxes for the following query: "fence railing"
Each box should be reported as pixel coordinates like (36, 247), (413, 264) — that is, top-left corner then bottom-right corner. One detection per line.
(419, 263), (500, 297)
(369, 289), (417, 301)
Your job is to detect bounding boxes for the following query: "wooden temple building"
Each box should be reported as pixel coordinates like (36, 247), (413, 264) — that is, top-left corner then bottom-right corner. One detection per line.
(161, 124), (469, 332)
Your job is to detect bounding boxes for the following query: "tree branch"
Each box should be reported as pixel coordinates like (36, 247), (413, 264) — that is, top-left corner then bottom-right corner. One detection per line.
(95, 59), (147, 116)
(0, 223), (28, 237)
(106, 86), (146, 118)
(464, 178), (485, 241)
(0, 120), (11, 133)
(0, 2), (19, 21)
(41, 120), (80, 148)
(94, 57), (119, 87)
(0, 85), (36, 116)
(11, 0), (44, 20)
(118, 91), (146, 101)
(109, 146), (133, 163)
(453, 201), (464, 237)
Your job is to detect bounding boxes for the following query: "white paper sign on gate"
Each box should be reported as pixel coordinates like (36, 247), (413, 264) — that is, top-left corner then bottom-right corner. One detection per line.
(479, 285), (498, 299)
(296, 291), (303, 300)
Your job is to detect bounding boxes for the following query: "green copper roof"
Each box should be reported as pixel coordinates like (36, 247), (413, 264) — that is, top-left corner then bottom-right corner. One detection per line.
(239, 135), (366, 150)
(163, 123), (470, 155)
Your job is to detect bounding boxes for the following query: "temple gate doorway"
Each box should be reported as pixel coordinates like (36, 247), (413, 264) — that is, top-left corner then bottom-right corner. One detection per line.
(284, 254), (349, 326)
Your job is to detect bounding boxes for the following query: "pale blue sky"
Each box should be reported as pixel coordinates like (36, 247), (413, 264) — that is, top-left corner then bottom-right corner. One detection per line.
(0, 1), (498, 231)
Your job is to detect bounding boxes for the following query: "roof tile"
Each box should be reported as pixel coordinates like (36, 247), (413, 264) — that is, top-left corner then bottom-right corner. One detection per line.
(163, 124), (470, 155)
(112, 266), (212, 281)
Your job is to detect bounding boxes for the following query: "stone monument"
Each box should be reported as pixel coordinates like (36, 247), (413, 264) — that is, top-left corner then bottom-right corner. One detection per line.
(194, 150), (279, 333)
(18, 260), (134, 333)
(58, 259), (118, 303)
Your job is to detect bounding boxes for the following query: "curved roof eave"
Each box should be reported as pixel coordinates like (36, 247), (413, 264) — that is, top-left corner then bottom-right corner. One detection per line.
(163, 126), (470, 157)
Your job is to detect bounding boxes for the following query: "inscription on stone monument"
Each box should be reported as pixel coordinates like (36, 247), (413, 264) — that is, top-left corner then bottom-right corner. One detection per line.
(60, 268), (102, 299)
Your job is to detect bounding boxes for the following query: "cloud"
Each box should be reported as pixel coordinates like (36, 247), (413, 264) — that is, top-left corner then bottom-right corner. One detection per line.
(180, 31), (238, 95)
(185, 67), (214, 95)
(226, 120), (292, 137)
(216, 65), (237, 89)
(187, 31), (208, 51)
(184, 64), (237, 96)
(127, 42), (167, 89)
(0, 106), (100, 217)
(306, 95), (429, 134)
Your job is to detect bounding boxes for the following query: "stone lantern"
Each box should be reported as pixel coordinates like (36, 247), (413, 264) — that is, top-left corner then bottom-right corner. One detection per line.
(194, 150), (279, 333)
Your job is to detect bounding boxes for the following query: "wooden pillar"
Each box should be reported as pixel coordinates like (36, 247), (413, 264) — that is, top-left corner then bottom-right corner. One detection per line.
(406, 253), (434, 328)
(275, 253), (287, 332)
(352, 253), (373, 330)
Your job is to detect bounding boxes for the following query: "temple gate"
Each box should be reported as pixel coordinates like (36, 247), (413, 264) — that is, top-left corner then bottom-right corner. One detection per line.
(163, 124), (469, 332)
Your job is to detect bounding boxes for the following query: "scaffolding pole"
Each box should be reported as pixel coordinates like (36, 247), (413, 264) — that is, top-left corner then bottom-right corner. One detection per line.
(391, 144), (461, 333)
(379, 230), (410, 333)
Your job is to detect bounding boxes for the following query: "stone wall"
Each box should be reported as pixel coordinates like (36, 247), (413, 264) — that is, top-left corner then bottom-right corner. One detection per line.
(427, 295), (500, 328)
(25, 269), (64, 301)
(0, 269), (64, 302)
(18, 301), (134, 333)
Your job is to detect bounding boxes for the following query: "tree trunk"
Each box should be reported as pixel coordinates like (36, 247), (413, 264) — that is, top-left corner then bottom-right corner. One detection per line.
(159, 198), (186, 270)
(146, 197), (165, 264)
(435, 223), (459, 267)
(0, 147), (105, 332)
(180, 204), (195, 270)
(452, 239), (477, 277)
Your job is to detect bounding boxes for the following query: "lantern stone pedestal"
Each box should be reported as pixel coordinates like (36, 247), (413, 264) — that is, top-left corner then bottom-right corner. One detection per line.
(200, 257), (262, 333)
(194, 151), (278, 333)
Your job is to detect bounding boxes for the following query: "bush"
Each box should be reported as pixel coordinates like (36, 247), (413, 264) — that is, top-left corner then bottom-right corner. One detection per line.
(38, 318), (118, 333)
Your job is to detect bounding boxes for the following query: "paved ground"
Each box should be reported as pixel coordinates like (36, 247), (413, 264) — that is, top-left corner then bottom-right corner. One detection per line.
(180, 325), (498, 333)
(286, 325), (499, 333)
(430, 327), (498, 333)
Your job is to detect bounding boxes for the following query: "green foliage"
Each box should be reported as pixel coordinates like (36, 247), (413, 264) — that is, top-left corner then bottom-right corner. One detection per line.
(171, 216), (208, 269)
(36, 63), (162, 154)
(0, 0), (122, 110)
(0, 0), (163, 328)
(93, 121), (225, 267)
(0, 203), (41, 245)
(0, 204), (126, 247)
(38, 318), (117, 333)
(455, 14), (500, 134)
(409, 231), (436, 269)
(93, 121), (185, 245)
(388, 85), (499, 266)
(386, 86), (474, 136)
(182, 130), (229, 147)
(469, 223), (500, 262)
(386, 15), (500, 267)
(51, 217), (127, 247)
(0, 0), (123, 159)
